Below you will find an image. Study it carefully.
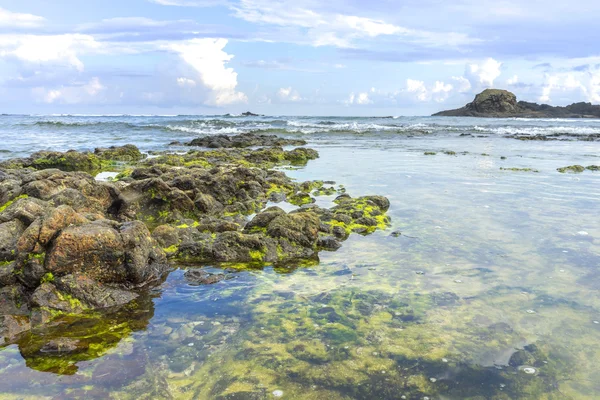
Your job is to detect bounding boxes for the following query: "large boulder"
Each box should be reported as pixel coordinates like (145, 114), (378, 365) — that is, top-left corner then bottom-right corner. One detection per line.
(49, 273), (138, 310)
(45, 220), (168, 286)
(0, 220), (25, 261)
(266, 212), (321, 248)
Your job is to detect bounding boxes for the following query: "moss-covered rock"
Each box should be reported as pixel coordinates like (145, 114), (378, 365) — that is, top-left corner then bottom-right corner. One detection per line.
(557, 165), (585, 173)
(31, 150), (102, 174)
(186, 133), (306, 148)
(95, 144), (145, 162)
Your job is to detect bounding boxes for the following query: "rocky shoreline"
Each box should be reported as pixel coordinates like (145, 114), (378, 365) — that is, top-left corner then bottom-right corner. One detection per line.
(0, 133), (390, 368)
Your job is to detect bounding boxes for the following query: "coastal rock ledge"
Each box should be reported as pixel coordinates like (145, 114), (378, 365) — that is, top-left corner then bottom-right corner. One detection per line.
(433, 89), (600, 118)
(0, 139), (391, 349)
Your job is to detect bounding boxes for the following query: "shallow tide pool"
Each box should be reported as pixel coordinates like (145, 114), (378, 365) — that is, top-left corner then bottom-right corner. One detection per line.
(0, 117), (599, 399)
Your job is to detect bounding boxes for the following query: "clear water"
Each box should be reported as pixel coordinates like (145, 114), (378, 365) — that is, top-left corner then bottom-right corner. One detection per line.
(0, 115), (599, 399)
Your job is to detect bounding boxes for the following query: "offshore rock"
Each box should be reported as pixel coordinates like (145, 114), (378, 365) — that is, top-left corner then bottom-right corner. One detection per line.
(434, 88), (600, 118)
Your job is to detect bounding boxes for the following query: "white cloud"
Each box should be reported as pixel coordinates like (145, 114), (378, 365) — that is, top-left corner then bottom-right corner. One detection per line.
(431, 80), (454, 102)
(406, 79), (428, 101)
(466, 58), (502, 88)
(507, 75), (519, 85)
(344, 91), (372, 105)
(232, 0), (477, 48)
(539, 70), (600, 103)
(33, 77), (105, 104)
(177, 77), (197, 87)
(0, 34), (101, 71)
(452, 76), (472, 93)
(405, 79), (454, 102)
(167, 38), (247, 106)
(0, 7), (45, 28)
(277, 87), (302, 102)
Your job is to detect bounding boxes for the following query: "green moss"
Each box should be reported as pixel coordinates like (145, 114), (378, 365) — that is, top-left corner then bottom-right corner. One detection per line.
(41, 272), (55, 284)
(557, 165), (585, 173)
(443, 151), (457, 156)
(115, 168), (133, 180)
(177, 221), (200, 229)
(25, 252), (46, 263)
(32, 152), (102, 174)
(163, 245), (179, 255)
(0, 194), (28, 213)
(424, 152), (437, 155)
(249, 249), (265, 262)
(56, 291), (88, 311)
(500, 167), (539, 172)
(288, 192), (314, 206)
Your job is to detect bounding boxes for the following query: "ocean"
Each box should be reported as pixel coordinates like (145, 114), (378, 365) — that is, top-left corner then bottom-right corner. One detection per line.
(1, 114), (599, 399)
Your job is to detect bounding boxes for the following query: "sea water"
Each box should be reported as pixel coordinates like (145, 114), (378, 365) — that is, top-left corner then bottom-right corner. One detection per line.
(0, 114), (599, 399)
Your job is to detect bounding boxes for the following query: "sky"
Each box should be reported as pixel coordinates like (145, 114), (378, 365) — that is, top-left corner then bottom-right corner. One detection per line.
(1, 0), (599, 116)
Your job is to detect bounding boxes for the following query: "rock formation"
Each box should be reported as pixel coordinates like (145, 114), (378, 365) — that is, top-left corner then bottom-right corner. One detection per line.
(433, 89), (600, 118)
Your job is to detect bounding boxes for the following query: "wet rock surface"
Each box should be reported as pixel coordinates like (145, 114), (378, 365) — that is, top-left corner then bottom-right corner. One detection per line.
(0, 138), (391, 352)
(186, 132), (307, 148)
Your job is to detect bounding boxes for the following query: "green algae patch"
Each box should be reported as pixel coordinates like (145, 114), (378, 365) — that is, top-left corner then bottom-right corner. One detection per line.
(322, 195), (391, 236)
(16, 297), (154, 376)
(557, 165), (585, 173)
(288, 192), (315, 206)
(557, 164), (600, 173)
(500, 167), (540, 173)
(0, 194), (28, 213)
(32, 152), (102, 174)
(40, 272), (54, 284)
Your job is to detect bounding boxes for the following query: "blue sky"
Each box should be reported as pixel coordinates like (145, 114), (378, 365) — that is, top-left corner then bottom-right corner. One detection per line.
(1, 0), (599, 115)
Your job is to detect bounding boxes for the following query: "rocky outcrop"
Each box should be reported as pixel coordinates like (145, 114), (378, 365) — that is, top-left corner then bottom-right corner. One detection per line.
(186, 132), (306, 148)
(0, 141), (391, 350)
(433, 89), (600, 118)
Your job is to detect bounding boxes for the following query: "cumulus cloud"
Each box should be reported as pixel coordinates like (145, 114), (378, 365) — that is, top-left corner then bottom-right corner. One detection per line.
(507, 75), (519, 85)
(451, 76), (472, 93)
(539, 69), (600, 103)
(344, 92), (372, 105)
(465, 58), (502, 88)
(0, 7), (45, 28)
(406, 79), (428, 101)
(277, 87), (302, 102)
(32, 77), (105, 104)
(405, 79), (455, 102)
(167, 38), (247, 106)
(177, 77), (197, 87)
(0, 34), (101, 71)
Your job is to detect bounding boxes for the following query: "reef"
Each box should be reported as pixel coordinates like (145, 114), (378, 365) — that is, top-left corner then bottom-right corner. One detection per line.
(0, 136), (391, 359)
(434, 88), (600, 118)
(186, 132), (306, 148)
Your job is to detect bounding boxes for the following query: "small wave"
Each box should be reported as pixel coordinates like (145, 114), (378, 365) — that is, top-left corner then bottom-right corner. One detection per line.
(165, 125), (243, 135)
(489, 126), (600, 136)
